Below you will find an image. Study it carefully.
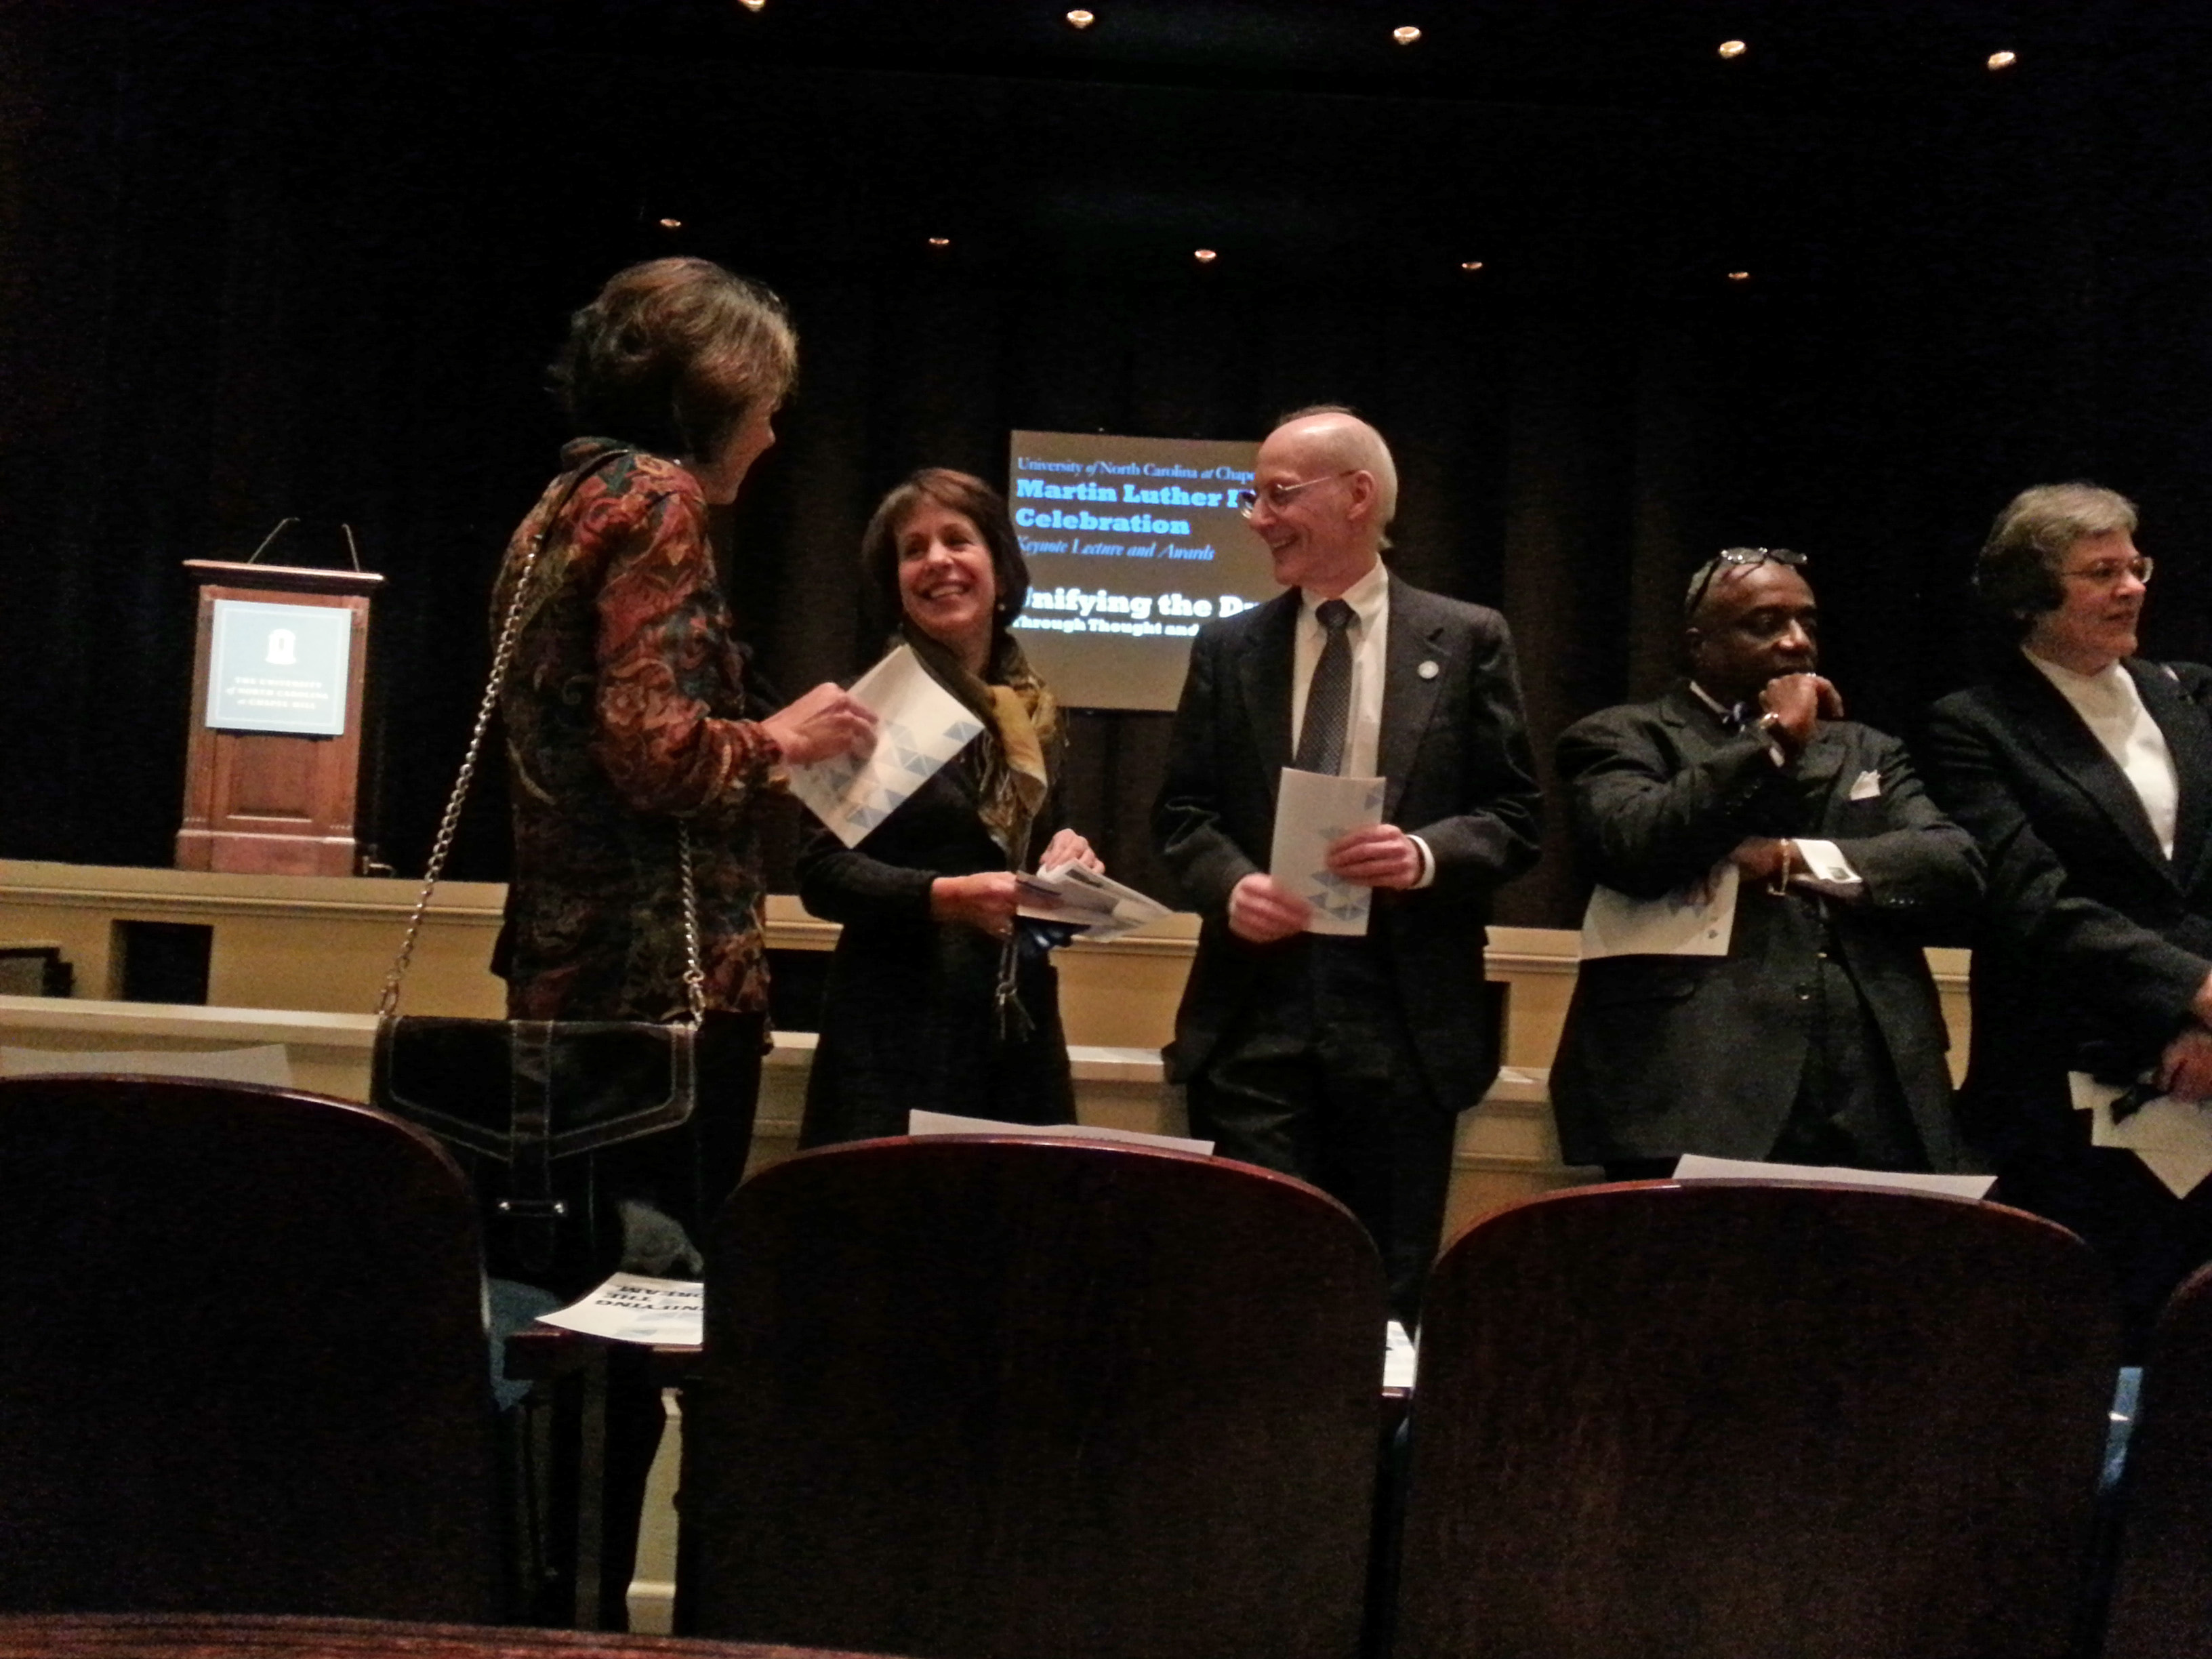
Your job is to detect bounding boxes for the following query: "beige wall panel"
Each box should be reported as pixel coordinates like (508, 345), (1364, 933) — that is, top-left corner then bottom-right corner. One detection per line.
(1, 861), (1975, 1235)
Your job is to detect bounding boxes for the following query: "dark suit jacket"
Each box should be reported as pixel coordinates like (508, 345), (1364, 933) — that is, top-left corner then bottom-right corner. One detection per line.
(1153, 576), (1542, 1111)
(1922, 654), (2212, 1162)
(1549, 687), (1982, 1168)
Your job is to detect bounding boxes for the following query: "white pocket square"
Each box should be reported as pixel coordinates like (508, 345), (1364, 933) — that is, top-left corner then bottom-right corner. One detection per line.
(1849, 769), (1881, 800)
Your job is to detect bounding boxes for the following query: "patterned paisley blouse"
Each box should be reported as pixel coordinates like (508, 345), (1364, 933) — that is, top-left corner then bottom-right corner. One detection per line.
(493, 438), (783, 1021)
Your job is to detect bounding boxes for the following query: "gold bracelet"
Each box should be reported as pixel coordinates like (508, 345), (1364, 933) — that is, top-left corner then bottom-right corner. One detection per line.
(1768, 838), (1794, 897)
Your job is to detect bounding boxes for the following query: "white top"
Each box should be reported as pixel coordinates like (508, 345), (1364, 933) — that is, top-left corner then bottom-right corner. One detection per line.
(2026, 649), (2179, 859)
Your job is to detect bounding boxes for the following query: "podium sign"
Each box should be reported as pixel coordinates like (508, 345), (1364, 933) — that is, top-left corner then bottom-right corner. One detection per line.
(176, 560), (384, 877)
(206, 599), (355, 736)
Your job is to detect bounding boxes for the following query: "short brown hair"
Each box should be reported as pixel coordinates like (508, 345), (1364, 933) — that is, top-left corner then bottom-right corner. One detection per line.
(859, 468), (1032, 646)
(550, 258), (797, 461)
(1975, 482), (2139, 634)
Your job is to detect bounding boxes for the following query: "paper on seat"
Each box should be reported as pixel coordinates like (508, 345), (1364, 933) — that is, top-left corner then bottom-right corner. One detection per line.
(909, 1109), (1212, 1156)
(1672, 1152), (1996, 1200)
(538, 1273), (702, 1347)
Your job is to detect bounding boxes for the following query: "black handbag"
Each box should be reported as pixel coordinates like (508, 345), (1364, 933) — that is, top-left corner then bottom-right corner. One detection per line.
(371, 451), (705, 1286)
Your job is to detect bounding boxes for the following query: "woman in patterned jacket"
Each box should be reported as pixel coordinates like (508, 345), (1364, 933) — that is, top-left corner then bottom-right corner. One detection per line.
(491, 259), (872, 1628)
(493, 258), (873, 1280)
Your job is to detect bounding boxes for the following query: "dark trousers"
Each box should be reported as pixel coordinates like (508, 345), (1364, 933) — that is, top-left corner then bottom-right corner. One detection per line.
(1768, 949), (1928, 1172)
(1996, 1116), (2212, 1359)
(1185, 938), (1456, 1326)
(1603, 946), (1925, 1186)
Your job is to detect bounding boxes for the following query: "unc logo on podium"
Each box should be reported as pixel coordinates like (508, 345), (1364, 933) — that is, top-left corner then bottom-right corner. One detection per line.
(206, 600), (350, 736)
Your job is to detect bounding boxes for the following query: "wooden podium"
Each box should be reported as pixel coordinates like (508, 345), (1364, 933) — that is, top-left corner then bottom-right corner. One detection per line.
(176, 556), (384, 877)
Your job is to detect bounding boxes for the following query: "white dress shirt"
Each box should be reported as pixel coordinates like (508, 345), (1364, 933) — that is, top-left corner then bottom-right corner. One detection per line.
(1290, 560), (1435, 886)
(2026, 648), (2179, 859)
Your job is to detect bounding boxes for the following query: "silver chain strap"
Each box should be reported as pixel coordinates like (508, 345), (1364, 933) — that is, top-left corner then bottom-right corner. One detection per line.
(677, 821), (706, 1025)
(377, 453), (703, 1028)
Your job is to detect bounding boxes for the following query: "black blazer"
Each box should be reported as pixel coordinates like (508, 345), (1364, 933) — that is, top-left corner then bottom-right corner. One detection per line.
(1153, 576), (1542, 1111)
(1548, 686), (1982, 1168)
(796, 743), (1074, 1145)
(1923, 653), (2212, 1159)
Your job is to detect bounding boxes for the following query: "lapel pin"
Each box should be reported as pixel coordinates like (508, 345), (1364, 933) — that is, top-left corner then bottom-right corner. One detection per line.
(1418, 659), (1439, 680)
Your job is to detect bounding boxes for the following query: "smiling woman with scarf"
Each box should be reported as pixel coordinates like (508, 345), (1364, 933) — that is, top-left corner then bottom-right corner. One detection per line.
(796, 468), (1103, 1147)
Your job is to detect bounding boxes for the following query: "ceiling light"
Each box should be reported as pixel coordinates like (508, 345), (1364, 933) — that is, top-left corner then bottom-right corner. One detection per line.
(1393, 26), (1422, 46)
(1460, 260), (1485, 272)
(1193, 249), (1218, 264)
(1717, 39), (1747, 59)
(927, 237), (950, 248)
(657, 218), (682, 230)
(1988, 49), (2018, 70)
(737, 0), (764, 11)
(1066, 9), (1094, 27)
(1726, 270), (1751, 283)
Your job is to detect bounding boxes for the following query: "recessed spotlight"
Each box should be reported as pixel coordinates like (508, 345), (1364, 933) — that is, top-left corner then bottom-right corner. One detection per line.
(1717, 39), (1747, 59)
(926, 236), (950, 249)
(1460, 260), (1485, 272)
(657, 218), (682, 230)
(1193, 248), (1218, 264)
(1066, 8), (1094, 27)
(1725, 270), (1751, 283)
(1393, 26), (1422, 46)
(737, 0), (764, 11)
(1988, 49), (2018, 70)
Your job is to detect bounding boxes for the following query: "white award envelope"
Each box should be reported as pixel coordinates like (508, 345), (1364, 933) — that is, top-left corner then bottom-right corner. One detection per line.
(786, 645), (985, 848)
(1270, 768), (1387, 937)
(1580, 864), (1738, 960)
(2070, 1071), (2212, 1199)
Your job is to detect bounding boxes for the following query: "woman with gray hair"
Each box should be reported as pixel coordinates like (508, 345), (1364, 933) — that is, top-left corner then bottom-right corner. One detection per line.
(1924, 482), (2212, 1347)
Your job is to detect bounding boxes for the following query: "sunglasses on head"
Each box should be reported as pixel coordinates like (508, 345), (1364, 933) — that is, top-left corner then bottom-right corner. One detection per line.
(1686, 546), (1807, 619)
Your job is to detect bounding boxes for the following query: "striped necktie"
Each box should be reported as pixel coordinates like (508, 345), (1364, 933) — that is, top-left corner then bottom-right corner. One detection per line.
(1294, 598), (1356, 775)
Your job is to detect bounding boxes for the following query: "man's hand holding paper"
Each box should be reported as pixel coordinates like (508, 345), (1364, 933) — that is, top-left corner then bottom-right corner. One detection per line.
(1326, 822), (1424, 890)
(1266, 766), (1388, 938)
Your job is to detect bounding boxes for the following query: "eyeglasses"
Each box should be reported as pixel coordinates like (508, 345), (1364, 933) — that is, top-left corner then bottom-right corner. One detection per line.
(1685, 546), (1808, 619)
(1234, 470), (1358, 519)
(2061, 554), (2154, 588)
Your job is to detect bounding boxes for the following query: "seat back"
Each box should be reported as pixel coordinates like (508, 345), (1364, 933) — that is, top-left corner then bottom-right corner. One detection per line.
(1395, 1180), (2121, 1659)
(2103, 1261), (2212, 1658)
(682, 1135), (1386, 1659)
(0, 1076), (499, 1620)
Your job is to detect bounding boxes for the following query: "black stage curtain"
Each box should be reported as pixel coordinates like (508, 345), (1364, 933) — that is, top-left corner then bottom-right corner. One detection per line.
(6, 1), (2212, 927)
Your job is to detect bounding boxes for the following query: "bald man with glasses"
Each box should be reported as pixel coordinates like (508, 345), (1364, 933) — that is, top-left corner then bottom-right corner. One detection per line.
(1549, 547), (1982, 1183)
(1155, 407), (1541, 1324)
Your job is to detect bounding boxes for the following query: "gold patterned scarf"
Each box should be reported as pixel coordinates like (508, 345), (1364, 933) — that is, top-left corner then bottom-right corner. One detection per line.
(898, 623), (1059, 864)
